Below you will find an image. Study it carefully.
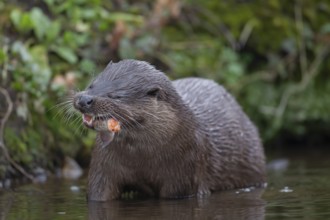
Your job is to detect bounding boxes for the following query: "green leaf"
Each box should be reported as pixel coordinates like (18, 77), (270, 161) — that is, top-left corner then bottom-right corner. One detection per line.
(11, 41), (31, 62)
(119, 38), (136, 59)
(321, 23), (330, 34)
(43, 0), (55, 7)
(52, 46), (78, 64)
(30, 8), (51, 40)
(79, 58), (96, 73)
(10, 9), (33, 32)
(29, 45), (52, 89)
(63, 31), (87, 48)
(0, 48), (7, 64)
(10, 9), (21, 28)
(106, 12), (144, 24)
(46, 21), (61, 42)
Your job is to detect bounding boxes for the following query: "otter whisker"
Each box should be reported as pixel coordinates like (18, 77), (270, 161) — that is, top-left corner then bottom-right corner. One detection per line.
(50, 100), (74, 120)
(56, 107), (75, 125)
(114, 111), (144, 130)
(117, 107), (145, 129)
(72, 115), (87, 136)
(63, 107), (79, 125)
(71, 113), (82, 126)
(97, 104), (142, 130)
(139, 109), (162, 121)
(51, 95), (74, 108)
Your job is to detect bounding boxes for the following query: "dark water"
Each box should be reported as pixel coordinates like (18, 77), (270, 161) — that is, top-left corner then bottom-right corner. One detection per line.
(1, 148), (330, 220)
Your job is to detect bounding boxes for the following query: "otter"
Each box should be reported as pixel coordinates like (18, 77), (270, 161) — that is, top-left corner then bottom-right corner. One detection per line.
(73, 59), (266, 201)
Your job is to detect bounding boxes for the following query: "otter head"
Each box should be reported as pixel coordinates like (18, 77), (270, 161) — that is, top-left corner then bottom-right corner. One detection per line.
(73, 60), (183, 147)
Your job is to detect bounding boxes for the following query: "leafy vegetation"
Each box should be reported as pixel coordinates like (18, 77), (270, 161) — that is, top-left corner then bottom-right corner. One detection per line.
(0, 0), (329, 178)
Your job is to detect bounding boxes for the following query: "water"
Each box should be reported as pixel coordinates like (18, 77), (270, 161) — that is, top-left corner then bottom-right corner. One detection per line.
(1, 148), (330, 220)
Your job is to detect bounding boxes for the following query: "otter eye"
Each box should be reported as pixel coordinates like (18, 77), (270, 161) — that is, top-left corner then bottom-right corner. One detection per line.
(107, 94), (121, 99)
(147, 88), (160, 97)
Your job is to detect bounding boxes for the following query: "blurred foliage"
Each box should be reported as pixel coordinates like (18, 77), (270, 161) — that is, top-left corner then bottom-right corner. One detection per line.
(0, 0), (329, 177)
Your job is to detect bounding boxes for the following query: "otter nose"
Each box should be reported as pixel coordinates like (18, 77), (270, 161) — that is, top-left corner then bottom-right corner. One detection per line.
(77, 95), (94, 108)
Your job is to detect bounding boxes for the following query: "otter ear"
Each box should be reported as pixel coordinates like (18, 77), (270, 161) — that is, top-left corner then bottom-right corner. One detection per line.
(147, 87), (161, 99)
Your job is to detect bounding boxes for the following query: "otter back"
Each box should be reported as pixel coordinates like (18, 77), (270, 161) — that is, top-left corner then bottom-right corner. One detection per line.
(173, 78), (266, 191)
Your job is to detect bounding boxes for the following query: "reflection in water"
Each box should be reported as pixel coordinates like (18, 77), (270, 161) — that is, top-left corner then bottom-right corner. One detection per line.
(88, 189), (265, 220)
(2, 148), (330, 220)
(0, 191), (14, 220)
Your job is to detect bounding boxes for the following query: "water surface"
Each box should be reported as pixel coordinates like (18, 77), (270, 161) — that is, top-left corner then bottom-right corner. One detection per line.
(1, 148), (330, 220)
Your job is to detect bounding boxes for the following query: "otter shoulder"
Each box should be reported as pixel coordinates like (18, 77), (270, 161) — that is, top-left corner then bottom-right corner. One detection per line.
(172, 77), (235, 112)
(172, 77), (248, 136)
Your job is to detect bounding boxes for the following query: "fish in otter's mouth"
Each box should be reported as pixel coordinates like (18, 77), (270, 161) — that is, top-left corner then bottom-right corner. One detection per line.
(82, 114), (120, 132)
(80, 113), (121, 147)
(89, 114), (120, 146)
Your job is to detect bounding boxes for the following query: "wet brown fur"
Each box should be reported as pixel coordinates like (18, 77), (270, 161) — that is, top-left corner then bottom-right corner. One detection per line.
(73, 60), (266, 201)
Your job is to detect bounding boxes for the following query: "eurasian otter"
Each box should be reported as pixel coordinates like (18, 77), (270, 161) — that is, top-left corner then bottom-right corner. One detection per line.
(73, 59), (266, 201)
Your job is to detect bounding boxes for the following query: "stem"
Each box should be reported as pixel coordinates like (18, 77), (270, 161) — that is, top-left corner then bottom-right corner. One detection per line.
(295, 1), (307, 77)
(0, 87), (35, 182)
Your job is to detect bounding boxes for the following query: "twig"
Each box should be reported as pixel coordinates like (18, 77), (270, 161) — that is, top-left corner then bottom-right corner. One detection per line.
(275, 46), (329, 119)
(1, 45), (8, 82)
(239, 21), (254, 48)
(274, 1), (329, 119)
(0, 87), (35, 182)
(295, 1), (308, 77)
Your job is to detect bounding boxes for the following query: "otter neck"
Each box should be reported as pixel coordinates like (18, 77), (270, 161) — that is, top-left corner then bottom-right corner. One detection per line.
(112, 101), (199, 150)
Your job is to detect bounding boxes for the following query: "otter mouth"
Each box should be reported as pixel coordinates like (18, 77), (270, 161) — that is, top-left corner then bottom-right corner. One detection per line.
(82, 114), (103, 129)
(82, 113), (121, 133)
(82, 114), (112, 130)
(82, 114), (94, 128)
(82, 113), (121, 148)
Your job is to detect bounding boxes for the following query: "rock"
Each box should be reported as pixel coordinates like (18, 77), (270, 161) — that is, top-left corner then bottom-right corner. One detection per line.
(62, 157), (83, 179)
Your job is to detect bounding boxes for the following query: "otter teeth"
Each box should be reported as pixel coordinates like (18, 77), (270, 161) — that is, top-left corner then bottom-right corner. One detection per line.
(82, 114), (94, 126)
